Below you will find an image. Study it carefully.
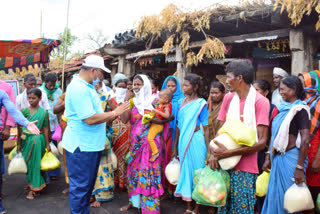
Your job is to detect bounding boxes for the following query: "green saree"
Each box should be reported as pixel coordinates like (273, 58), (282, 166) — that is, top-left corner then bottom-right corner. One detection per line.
(21, 107), (48, 191)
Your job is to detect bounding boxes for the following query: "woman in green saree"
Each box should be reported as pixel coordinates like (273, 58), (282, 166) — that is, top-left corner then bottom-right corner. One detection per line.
(17, 88), (51, 200)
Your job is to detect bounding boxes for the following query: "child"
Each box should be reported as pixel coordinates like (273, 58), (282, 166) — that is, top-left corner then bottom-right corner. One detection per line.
(148, 89), (173, 162)
(16, 88), (51, 200)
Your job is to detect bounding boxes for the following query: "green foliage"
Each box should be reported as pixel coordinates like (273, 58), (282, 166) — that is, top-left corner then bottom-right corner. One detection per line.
(51, 28), (78, 61)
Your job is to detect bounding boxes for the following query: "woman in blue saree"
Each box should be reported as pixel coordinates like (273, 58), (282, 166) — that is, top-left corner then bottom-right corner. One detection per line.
(262, 76), (310, 214)
(161, 76), (184, 196)
(172, 74), (210, 214)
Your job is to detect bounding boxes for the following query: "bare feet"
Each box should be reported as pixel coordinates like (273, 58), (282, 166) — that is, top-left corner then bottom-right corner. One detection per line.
(62, 187), (69, 195)
(160, 193), (168, 201)
(2, 178), (6, 183)
(24, 185), (29, 190)
(150, 153), (159, 162)
(50, 176), (58, 181)
(26, 191), (35, 200)
(120, 203), (132, 212)
(90, 200), (101, 207)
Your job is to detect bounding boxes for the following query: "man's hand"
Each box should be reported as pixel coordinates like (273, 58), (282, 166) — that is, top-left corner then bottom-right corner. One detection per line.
(1, 126), (11, 141)
(114, 102), (130, 116)
(212, 141), (229, 160)
(26, 121), (40, 135)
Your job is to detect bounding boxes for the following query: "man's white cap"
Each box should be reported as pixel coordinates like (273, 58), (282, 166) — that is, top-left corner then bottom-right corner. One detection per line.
(82, 55), (111, 73)
(273, 67), (288, 78)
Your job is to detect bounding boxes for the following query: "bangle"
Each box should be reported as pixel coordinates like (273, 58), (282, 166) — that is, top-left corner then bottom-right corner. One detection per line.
(265, 151), (270, 155)
(296, 164), (304, 170)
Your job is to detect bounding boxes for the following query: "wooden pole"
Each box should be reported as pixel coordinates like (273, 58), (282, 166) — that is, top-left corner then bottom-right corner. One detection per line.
(61, 0), (70, 92)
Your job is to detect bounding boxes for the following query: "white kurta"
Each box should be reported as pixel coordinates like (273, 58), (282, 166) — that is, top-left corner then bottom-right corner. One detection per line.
(271, 88), (283, 107)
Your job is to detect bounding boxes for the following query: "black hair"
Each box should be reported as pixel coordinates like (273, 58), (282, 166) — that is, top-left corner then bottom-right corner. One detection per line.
(27, 88), (42, 98)
(225, 60), (254, 84)
(184, 73), (201, 95)
(128, 76), (134, 82)
(281, 75), (306, 100)
(161, 88), (173, 100)
(45, 73), (57, 83)
(253, 79), (272, 101)
(24, 73), (36, 82)
(166, 77), (177, 85)
(133, 75), (144, 83)
(210, 81), (225, 93)
(115, 79), (127, 87)
(150, 79), (157, 87)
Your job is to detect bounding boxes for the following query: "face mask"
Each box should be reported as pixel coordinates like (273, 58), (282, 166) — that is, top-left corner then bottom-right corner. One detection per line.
(92, 77), (100, 86)
(115, 87), (127, 104)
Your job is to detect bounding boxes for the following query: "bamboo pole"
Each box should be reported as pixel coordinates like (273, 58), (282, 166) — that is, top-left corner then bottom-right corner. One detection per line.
(61, 0), (70, 92)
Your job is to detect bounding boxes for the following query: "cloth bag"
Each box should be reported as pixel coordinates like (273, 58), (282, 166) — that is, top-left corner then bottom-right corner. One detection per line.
(256, 171), (270, 197)
(50, 142), (59, 156)
(8, 153), (27, 175)
(40, 151), (61, 171)
(284, 182), (314, 212)
(210, 133), (241, 170)
(165, 157), (180, 185)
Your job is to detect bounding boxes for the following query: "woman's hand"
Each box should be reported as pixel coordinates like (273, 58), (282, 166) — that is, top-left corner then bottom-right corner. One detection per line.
(125, 89), (134, 101)
(16, 145), (21, 153)
(171, 149), (178, 160)
(294, 168), (305, 184)
(46, 144), (51, 153)
(262, 155), (271, 172)
(311, 156), (320, 173)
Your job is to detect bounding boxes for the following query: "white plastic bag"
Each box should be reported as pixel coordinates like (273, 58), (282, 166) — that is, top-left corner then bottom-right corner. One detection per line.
(111, 150), (118, 170)
(58, 142), (63, 155)
(284, 182), (314, 213)
(8, 153), (27, 175)
(50, 142), (59, 156)
(210, 133), (242, 170)
(165, 158), (180, 185)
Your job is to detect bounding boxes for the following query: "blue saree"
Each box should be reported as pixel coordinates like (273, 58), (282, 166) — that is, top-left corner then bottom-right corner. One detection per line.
(262, 100), (308, 214)
(174, 98), (208, 201)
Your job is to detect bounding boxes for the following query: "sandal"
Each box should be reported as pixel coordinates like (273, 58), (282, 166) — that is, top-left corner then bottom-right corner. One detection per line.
(26, 191), (35, 200)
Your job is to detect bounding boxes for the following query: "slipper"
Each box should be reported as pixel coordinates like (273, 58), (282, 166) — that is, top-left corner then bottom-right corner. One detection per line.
(185, 209), (196, 214)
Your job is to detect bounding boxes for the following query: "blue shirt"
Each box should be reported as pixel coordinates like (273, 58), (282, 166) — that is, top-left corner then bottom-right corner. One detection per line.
(0, 90), (29, 128)
(62, 75), (106, 153)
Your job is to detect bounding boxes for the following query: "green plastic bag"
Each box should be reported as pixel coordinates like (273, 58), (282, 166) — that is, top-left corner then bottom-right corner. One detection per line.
(40, 151), (61, 171)
(124, 151), (131, 165)
(192, 166), (228, 207)
(256, 171), (270, 197)
(219, 169), (230, 195)
(316, 193), (320, 213)
(8, 146), (17, 161)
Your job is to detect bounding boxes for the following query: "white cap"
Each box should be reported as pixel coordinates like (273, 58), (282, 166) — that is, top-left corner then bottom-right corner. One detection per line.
(273, 67), (288, 78)
(82, 55), (111, 73)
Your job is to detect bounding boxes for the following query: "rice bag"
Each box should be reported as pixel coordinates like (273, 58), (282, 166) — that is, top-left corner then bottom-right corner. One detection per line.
(8, 153), (27, 175)
(210, 133), (242, 170)
(41, 151), (61, 171)
(50, 142), (59, 157)
(111, 150), (118, 170)
(165, 158), (180, 185)
(58, 142), (63, 155)
(284, 182), (314, 213)
(192, 166), (228, 207)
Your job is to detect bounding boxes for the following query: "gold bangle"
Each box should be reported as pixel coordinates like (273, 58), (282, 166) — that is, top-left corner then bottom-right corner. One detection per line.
(296, 164), (304, 170)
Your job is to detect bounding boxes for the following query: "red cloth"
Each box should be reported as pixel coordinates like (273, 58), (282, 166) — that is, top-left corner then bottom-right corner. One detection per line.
(306, 127), (320, 187)
(218, 92), (270, 174)
(156, 103), (172, 120)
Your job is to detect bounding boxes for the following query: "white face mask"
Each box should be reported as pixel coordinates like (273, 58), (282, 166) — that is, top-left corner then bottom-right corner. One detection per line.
(115, 87), (127, 104)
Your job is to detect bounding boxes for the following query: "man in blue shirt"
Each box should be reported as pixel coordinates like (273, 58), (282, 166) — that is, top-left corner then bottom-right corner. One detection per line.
(62, 55), (129, 214)
(0, 89), (40, 214)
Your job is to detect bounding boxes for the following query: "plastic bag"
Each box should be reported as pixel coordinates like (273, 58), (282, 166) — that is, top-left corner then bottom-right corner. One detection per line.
(316, 193), (320, 213)
(8, 145), (17, 161)
(8, 153), (27, 175)
(256, 171), (270, 197)
(58, 142), (63, 155)
(111, 150), (117, 170)
(218, 119), (256, 147)
(165, 158), (180, 185)
(284, 182), (314, 213)
(52, 125), (62, 141)
(192, 166), (228, 207)
(40, 151), (61, 171)
(210, 133), (242, 170)
(50, 142), (59, 157)
(124, 151), (131, 165)
(219, 169), (231, 195)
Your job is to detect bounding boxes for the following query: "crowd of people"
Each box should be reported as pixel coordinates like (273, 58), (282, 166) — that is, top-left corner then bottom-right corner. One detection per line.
(0, 54), (319, 214)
